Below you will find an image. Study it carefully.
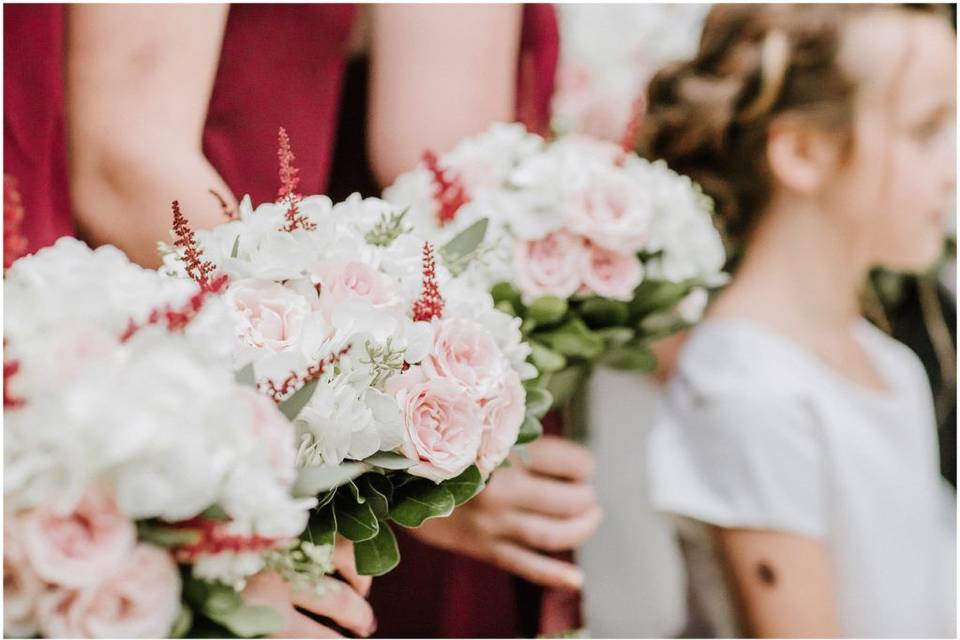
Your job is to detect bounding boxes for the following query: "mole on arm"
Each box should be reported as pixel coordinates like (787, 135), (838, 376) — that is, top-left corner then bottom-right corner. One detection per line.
(756, 561), (777, 586)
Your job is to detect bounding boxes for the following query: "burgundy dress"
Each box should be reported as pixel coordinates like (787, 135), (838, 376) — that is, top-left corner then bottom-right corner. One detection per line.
(3, 4), (75, 252)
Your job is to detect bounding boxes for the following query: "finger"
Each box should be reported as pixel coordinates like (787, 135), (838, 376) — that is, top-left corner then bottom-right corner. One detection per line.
(499, 505), (603, 552)
(508, 473), (598, 517)
(523, 435), (595, 481)
(333, 537), (373, 596)
(290, 577), (376, 637)
(280, 612), (344, 638)
(490, 540), (584, 590)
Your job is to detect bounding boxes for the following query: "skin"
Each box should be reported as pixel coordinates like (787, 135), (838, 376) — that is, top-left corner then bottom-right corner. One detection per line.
(706, 10), (955, 637)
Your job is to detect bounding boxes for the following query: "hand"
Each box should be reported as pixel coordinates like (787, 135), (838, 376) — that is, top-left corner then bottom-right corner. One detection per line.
(242, 538), (375, 638)
(408, 435), (602, 590)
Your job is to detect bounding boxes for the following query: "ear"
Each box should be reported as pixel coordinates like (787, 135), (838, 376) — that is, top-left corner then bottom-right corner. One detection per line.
(765, 117), (839, 196)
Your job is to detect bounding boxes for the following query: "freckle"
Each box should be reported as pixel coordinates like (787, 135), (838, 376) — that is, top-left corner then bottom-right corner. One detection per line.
(757, 561), (777, 586)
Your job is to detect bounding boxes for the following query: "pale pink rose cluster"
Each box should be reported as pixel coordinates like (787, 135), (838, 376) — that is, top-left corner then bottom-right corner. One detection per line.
(387, 317), (527, 482)
(5, 488), (181, 638)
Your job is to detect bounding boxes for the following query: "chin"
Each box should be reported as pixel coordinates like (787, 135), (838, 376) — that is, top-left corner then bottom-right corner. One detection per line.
(881, 237), (946, 274)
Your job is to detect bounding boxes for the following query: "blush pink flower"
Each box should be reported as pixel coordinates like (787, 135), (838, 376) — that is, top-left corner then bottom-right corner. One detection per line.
(239, 387), (297, 485)
(421, 318), (507, 397)
(579, 243), (644, 301)
(20, 487), (136, 589)
(476, 369), (527, 478)
(514, 231), (585, 301)
(225, 279), (313, 352)
(386, 368), (483, 482)
(310, 260), (395, 317)
(568, 171), (652, 254)
(4, 521), (43, 638)
(37, 544), (181, 639)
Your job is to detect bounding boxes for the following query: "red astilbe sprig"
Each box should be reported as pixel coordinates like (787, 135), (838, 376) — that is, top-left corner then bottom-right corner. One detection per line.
(423, 150), (469, 226)
(276, 127), (316, 232)
(259, 345), (352, 403)
(172, 200), (219, 290)
(120, 274), (229, 343)
(411, 241), (444, 322)
(170, 517), (284, 562)
(4, 341), (25, 410)
(4, 175), (29, 271)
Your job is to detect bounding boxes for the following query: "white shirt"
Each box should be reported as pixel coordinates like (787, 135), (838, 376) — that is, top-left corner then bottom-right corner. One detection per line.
(648, 318), (956, 638)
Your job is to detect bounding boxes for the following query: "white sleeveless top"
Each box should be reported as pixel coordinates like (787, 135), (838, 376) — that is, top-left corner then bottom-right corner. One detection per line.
(648, 318), (956, 638)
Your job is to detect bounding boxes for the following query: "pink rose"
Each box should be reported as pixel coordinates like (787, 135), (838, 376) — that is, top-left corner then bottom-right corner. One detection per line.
(4, 520), (43, 638)
(514, 231), (585, 301)
(239, 387), (297, 484)
(226, 279), (313, 352)
(20, 487), (136, 589)
(476, 369), (527, 478)
(310, 260), (395, 317)
(37, 544), (181, 638)
(386, 368), (484, 482)
(568, 171), (652, 254)
(421, 318), (507, 397)
(579, 243), (644, 301)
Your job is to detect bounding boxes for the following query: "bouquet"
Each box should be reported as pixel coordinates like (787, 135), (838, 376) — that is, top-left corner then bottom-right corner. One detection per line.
(162, 130), (548, 577)
(4, 238), (319, 638)
(384, 123), (728, 406)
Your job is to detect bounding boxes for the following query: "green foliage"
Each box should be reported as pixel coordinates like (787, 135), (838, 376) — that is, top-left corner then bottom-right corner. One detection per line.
(438, 218), (489, 276)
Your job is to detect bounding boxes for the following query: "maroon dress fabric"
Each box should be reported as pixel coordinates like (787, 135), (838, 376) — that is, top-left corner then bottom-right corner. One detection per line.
(3, 4), (75, 252)
(203, 4), (358, 204)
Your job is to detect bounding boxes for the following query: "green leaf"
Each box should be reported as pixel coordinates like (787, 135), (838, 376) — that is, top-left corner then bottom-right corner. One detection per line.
(530, 341), (566, 374)
(516, 415), (543, 445)
(495, 300), (517, 316)
(200, 504), (231, 521)
(595, 326), (636, 348)
(233, 363), (255, 387)
(169, 604), (193, 638)
(201, 583), (243, 617)
(305, 504), (337, 547)
(630, 280), (692, 316)
(354, 523), (400, 576)
(389, 481), (455, 527)
(580, 298), (630, 327)
(524, 387), (553, 420)
(278, 379), (319, 421)
(599, 346), (658, 372)
(208, 605), (284, 638)
(538, 318), (604, 359)
(440, 465), (485, 505)
(544, 364), (589, 406)
(293, 462), (366, 497)
(230, 235), (240, 259)
(491, 282), (523, 312)
(520, 317), (538, 336)
(638, 310), (684, 338)
(439, 218), (488, 267)
(527, 296), (569, 325)
(344, 480), (366, 504)
(136, 522), (201, 548)
(363, 452), (416, 470)
(334, 495), (380, 542)
(357, 474), (392, 519)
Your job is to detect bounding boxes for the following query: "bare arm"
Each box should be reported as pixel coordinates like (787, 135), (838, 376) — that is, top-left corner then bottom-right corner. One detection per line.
(67, 4), (237, 267)
(715, 528), (842, 637)
(367, 5), (522, 187)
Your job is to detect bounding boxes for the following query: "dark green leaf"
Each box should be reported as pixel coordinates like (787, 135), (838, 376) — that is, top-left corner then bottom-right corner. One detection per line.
(334, 495), (380, 542)
(530, 341), (566, 373)
(630, 280), (692, 316)
(438, 218), (488, 267)
(137, 522), (201, 548)
(580, 298), (630, 327)
(491, 282), (523, 312)
(440, 465), (484, 505)
(305, 504), (337, 547)
(524, 387), (553, 420)
(278, 379), (319, 421)
(516, 415), (543, 445)
(527, 296), (568, 325)
(358, 475), (392, 519)
(389, 481), (455, 527)
(354, 523), (400, 576)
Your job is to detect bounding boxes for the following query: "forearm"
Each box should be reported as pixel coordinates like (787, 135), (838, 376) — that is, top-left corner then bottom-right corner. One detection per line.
(71, 145), (236, 267)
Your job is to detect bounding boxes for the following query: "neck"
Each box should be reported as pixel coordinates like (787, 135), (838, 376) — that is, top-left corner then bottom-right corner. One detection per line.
(730, 197), (870, 331)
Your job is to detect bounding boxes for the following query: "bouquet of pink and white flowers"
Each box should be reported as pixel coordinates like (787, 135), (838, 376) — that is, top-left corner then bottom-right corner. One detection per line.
(384, 123), (728, 405)
(4, 239), (321, 638)
(162, 131), (548, 577)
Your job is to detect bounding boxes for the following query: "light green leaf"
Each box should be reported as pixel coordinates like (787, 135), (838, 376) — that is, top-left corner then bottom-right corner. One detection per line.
(169, 604), (193, 638)
(527, 296), (569, 325)
(389, 481), (455, 527)
(208, 605), (284, 638)
(630, 280), (692, 316)
(538, 318), (604, 359)
(516, 415), (543, 445)
(544, 364), (589, 406)
(530, 341), (566, 374)
(136, 522), (201, 548)
(520, 317), (538, 336)
(334, 496), (380, 542)
(354, 523), (400, 576)
(524, 388), (553, 420)
(595, 327), (635, 348)
(363, 452), (417, 470)
(495, 300), (517, 316)
(440, 465), (484, 506)
(438, 218), (488, 268)
(278, 379), (319, 421)
(230, 235), (240, 259)
(293, 463), (366, 498)
(491, 281), (523, 311)
(233, 363), (255, 387)
(201, 584), (243, 617)
(599, 346), (658, 372)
